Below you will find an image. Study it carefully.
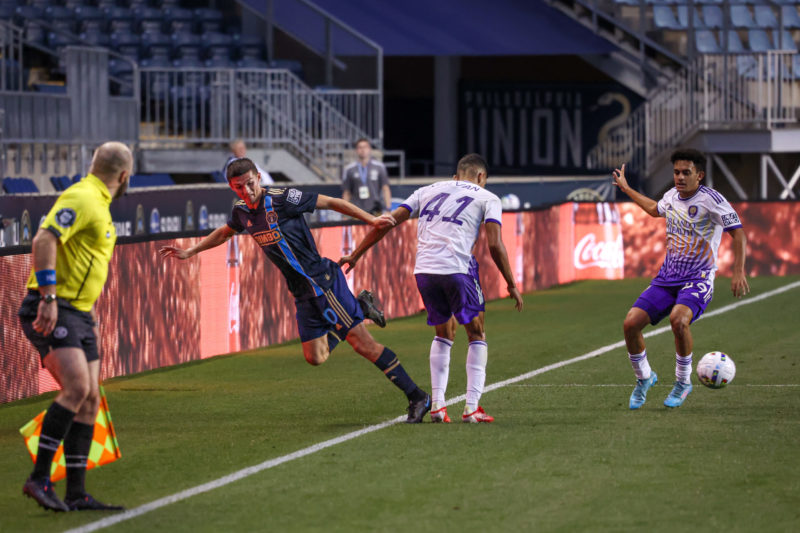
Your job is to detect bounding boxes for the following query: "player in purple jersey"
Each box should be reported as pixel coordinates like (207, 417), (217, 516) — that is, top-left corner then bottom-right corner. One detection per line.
(613, 148), (749, 409)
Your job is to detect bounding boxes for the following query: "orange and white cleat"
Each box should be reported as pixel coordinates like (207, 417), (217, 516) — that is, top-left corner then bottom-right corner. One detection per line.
(430, 406), (451, 423)
(462, 406), (494, 423)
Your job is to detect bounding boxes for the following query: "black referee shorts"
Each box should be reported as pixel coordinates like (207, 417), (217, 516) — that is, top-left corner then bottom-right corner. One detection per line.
(18, 291), (99, 364)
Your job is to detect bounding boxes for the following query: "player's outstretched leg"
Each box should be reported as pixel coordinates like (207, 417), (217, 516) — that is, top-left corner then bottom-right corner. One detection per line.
(664, 353), (693, 408)
(347, 323), (431, 423)
(624, 307), (657, 409)
(357, 290), (386, 328)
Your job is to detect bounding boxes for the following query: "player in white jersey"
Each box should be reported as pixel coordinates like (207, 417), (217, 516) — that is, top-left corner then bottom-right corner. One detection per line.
(340, 154), (523, 423)
(613, 149), (749, 409)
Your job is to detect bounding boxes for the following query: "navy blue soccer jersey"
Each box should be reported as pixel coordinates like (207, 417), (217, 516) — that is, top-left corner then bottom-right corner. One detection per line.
(227, 187), (337, 300)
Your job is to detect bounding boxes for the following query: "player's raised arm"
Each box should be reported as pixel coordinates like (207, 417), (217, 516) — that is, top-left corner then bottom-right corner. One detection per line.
(612, 163), (659, 217)
(485, 221), (523, 311)
(316, 194), (396, 228)
(339, 206), (411, 273)
(159, 224), (236, 260)
(728, 227), (750, 298)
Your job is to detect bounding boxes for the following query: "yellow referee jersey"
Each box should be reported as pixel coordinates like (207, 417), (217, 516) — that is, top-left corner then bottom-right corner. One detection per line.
(26, 174), (116, 312)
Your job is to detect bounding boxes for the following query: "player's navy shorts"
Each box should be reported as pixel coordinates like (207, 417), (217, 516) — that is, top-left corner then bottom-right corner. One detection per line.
(633, 279), (714, 325)
(415, 271), (485, 326)
(295, 265), (364, 344)
(18, 291), (99, 364)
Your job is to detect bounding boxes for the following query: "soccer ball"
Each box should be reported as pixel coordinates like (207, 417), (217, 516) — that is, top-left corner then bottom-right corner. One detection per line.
(696, 351), (736, 389)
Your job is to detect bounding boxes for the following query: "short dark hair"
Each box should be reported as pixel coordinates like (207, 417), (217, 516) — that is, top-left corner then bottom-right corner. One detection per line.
(354, 137), (371, 148)
(457, 153), (489, 179)
(670, 148), (706, 173)
(226, 158), (257, 180)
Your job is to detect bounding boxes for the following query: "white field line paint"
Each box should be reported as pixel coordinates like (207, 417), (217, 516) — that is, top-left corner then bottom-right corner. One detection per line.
(66, 279), (800, 533)
(509, 384), (800, 388)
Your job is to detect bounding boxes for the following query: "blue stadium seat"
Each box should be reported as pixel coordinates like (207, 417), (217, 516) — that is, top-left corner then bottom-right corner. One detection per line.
(205, 57), (236, 68)
(172, 32), (203, 50)
(134, 6), (163, 23)
(23, 21), (47, 46)
(129, 174), (176, 188)
(164, 6), (193, 23)
(48, 31), (80, 49)
(109, 58), (135, 76)
(73, 5), (105, 21)
(2, 178), (39, 194)
(726, 30), (746, 52)
(50, 175), (72, 191)
(80, 29), (112, 47)
(654, 6), (682, 30)
(774, 30), (797, 51)
(14, 6), (45, 24)
(173, 57), (205, 69)
(748, 29), (773, 51)
(754, 5), (778, 28)
(701, 6), (723, 29)
(104, 6), (134, 23)
(43, 5), (75, 22)
(270, 59), (304, 79)
(237, 57), (270, 69)
(695, 30), (720, 53)
(677, 6), (704, 28)
(34, 84), (67, 94)
(141, 31), (173, 54)
(693, 0), (723, 4)
(782, 6), (800, 29)
(731, 5), (757, 29)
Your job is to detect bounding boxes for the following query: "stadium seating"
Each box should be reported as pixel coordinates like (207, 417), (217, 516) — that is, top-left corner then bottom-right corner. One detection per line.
(49, 175), (72, 191)
(129, 173), (175, 188)
(2, 177), (39, 194)
(731, 5), (758, 29)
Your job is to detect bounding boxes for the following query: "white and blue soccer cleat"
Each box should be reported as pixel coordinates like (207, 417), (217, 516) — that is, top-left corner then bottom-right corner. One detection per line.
(664, 381), (693, 408)
(629, 372), (658, 410)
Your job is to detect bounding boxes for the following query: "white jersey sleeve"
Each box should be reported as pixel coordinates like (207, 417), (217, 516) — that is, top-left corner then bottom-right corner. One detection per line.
(705, 191), (743, 232)
(656, 190), (673, 217)
(400, 189), (422, 216)
(484, 195), (503, 225)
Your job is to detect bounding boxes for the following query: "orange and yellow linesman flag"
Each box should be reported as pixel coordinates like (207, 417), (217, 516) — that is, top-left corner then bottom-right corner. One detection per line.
(19, 385), (122, 482)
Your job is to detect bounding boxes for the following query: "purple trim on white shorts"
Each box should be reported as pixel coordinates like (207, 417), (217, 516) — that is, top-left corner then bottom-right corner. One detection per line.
(399, 203), (413, 213)
(485, 218), (502, 226)
(723, 224), (742, 232)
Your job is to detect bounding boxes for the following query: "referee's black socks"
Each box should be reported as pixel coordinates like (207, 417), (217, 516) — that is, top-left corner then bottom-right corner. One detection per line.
(373, 347), (426, 402)
(32, 401), (75, 481)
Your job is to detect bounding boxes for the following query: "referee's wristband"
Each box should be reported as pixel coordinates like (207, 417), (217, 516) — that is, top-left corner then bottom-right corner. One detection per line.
(35, 269), (57, 286)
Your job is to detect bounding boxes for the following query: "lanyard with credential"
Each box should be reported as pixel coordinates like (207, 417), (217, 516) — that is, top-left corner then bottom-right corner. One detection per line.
(357, 163), (368, 185)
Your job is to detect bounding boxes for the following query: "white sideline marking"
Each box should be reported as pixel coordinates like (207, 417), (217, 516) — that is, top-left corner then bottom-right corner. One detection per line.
(66, 279), (800, 533)
(510, 384), (800, 388)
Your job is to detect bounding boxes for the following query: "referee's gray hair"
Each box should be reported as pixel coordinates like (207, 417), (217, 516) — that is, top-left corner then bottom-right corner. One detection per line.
(90, 142), (133, 179)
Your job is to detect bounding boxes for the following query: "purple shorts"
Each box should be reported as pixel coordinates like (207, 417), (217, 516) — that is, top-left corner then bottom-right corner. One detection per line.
(633, 280), (714, 325)
(415, 272), (485, 326)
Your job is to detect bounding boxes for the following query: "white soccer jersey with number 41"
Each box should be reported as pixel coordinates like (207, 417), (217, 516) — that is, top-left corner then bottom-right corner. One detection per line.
(400, 180), (503, 275)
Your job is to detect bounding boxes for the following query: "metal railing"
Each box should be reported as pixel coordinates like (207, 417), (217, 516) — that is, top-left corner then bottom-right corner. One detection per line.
(140, 68), (374, 181)
(0, 22), (24, 92)
(587, 51), (800, 175)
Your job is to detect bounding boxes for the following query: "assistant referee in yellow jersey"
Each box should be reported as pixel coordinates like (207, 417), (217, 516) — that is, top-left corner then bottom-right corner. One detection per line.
(18, 142), (132, 513)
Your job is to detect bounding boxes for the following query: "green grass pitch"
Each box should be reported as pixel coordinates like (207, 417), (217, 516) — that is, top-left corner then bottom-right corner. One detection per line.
(1, 276), (799, 532)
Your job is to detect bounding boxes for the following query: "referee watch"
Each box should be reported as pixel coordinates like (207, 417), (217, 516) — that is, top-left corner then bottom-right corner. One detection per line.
(42, 294), (57, 304)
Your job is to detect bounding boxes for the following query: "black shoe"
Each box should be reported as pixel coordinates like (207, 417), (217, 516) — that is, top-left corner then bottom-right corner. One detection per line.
(358, 290), (386, 328)
(23, 476), (69, 512)
(64, 493), (125, 511)
(406, 392), (431, 423)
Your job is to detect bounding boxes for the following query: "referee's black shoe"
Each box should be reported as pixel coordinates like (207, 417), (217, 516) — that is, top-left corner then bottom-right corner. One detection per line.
(65, 493), (125, 511)
(406, 392), (431, 423)
(23, 476), (69, 512)
(357, 290), (386, 328)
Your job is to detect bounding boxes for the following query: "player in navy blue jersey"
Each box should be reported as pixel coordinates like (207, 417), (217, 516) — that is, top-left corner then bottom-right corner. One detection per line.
(160, 158), (431, 422)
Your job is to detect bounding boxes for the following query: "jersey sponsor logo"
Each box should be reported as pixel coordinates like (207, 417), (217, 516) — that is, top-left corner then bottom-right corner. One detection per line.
(287, 188), (302, 205)
(252, 229), (282, 247)
(688, 205), (698, 217)
(55, 208), (76, 228)
(722, 212), (740, 226)
(53, 326), (68, 339)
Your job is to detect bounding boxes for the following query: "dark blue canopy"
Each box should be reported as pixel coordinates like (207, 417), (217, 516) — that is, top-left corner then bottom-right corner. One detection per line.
(246, 0), (617, 56)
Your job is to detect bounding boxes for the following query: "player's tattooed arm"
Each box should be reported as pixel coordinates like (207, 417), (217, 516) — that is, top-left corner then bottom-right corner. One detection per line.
(159, 225), (235, 260)
(612, 163), (659, 217)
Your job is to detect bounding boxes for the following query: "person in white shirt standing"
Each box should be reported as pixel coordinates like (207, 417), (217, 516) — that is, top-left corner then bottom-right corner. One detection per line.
(340, 153), (523, 423)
